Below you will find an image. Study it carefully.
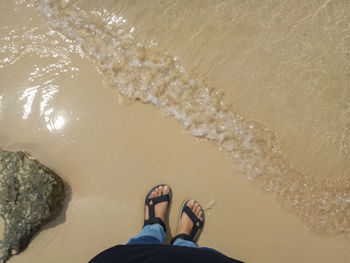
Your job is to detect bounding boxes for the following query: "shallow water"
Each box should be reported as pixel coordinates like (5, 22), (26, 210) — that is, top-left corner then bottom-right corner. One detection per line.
(0, 0), (349, 262)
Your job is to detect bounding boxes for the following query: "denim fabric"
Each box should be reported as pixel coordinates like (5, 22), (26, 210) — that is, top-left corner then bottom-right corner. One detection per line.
(127, 224), (165, 245)
(126, 224), (222, 255)
(172, 237), (197, 248)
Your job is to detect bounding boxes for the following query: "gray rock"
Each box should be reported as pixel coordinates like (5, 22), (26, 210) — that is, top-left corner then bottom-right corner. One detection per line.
(0, 150), (65, 263)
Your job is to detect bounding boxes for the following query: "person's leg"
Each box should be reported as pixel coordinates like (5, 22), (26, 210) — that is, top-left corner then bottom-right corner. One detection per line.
(171, 200), (223, 255)
(127, 185), (171, 245)
(172, 237), (197, 248)
(126, 223), (165, 245)
(171, 200), (203, 248)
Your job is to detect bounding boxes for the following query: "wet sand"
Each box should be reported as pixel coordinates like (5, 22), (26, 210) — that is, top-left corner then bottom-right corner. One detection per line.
(1, 1), (349, 263)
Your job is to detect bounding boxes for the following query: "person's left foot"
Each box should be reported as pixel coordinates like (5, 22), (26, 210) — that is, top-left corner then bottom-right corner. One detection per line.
(145, 185), (170, 223)
(175, 200), (203, 238)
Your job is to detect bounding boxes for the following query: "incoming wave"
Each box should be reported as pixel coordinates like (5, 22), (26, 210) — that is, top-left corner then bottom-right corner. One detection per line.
(16, 0), (350, 238)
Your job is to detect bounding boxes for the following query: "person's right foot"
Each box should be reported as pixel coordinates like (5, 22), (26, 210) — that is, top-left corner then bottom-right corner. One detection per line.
(175, 200), (203, 237)
(145, 185), (170, 223)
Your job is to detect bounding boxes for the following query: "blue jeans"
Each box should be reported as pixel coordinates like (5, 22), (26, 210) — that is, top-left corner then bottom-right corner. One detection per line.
(127, 224), (222, 254)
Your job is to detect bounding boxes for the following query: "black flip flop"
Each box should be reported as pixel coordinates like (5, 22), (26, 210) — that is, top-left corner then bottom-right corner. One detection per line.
(171, 199), (205, 244)
(144, 184), (172, 233)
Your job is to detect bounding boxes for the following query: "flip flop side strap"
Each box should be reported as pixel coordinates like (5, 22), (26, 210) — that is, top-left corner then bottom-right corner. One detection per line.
(170, 233), (191, 244)
(144, 217), (167, 233)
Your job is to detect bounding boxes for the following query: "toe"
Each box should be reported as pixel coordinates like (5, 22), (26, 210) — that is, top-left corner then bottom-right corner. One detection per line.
(198, 210), (203, 220)
(187, 200), (194, 208)
(159, 186), (164, 195)
(193, 202), (199, 211)
(195, 206), (201, 215)
(163, 185), (170, 195)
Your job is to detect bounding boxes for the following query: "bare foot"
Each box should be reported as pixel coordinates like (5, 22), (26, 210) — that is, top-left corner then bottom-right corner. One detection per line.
(175, 200), (203, 236)
(145, 185), (170, 223)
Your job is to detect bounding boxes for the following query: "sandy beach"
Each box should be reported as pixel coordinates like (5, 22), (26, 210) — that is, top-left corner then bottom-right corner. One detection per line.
(0, 1), (349, 262)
